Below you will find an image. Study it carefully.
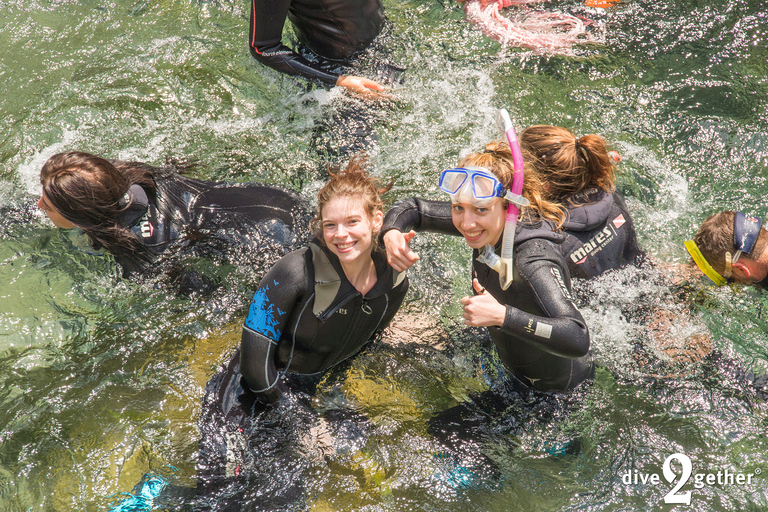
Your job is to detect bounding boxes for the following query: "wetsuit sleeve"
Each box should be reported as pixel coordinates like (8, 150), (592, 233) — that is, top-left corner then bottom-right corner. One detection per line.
(381, 198), (461, 238)
(248, 0), (340, 86)
(240, 251), (307, 403)
(497, 239), (590, 359)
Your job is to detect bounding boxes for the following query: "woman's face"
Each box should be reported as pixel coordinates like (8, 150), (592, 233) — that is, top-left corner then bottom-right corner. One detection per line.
(37, 193), (77, 229)
(451, 198), (506, 250)
(321, 195), (382, 266)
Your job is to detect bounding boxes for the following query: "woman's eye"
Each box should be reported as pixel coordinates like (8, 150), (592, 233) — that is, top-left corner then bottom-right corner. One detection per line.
(476, 207), (488, 213)
(452, 204), (464, 212)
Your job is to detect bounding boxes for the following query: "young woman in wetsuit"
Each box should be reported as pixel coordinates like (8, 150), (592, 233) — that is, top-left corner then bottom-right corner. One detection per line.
(519, 125), (645, 279)
(38, 151), (308, 277)
(248, 0), (389, 95)
(382, 141), (592, 393)
(197, 156), (408, 499)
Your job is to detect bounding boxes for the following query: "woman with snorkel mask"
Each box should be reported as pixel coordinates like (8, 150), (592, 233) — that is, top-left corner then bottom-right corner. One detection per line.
(382, 137), (593, 394)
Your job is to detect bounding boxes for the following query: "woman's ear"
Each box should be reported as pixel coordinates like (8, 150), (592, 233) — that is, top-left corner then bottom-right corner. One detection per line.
(372, 210), (384, 233)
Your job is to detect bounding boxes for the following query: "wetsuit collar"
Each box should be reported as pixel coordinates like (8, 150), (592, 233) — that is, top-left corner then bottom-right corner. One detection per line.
(757, 270), (768, 290)
(119, 184), (150, 228)
(309, 238), (403, 319)
(562, 188), (612, 232)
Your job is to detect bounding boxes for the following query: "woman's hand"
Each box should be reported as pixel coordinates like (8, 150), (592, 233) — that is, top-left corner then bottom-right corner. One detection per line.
(460, 278), (506, 327)
(383, 230), (419, 272)
(336, 75), (387, 99)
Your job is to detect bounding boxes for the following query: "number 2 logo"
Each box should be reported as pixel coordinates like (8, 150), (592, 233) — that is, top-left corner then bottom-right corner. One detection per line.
(663, 453), (693, 504)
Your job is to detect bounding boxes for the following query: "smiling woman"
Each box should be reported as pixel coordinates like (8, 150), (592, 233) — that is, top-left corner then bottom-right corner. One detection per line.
(382, 142), (592, 393)
(197, 154), (408, 506)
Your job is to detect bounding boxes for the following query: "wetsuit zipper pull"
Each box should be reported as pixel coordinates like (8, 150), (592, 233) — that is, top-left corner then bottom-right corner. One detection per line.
(361, 300), (372, 314)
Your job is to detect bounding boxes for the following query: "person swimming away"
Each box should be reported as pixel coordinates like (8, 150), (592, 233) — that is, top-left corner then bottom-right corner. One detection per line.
(248, 0), (402, 97)
(37, 151), (310, 281)
(518, 125), (645, 279)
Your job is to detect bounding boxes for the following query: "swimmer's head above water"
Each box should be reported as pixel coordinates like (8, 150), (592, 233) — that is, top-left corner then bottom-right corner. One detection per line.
(39, 151), (158, 263)
(518, 125), (617, 202)
(439, 141), (565, 250)
(312, 155), (393, 279)
(687, 211), (768, 288)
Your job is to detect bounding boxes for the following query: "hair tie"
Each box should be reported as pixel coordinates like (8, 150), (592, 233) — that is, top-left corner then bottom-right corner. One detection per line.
(575, 138), (588, 160)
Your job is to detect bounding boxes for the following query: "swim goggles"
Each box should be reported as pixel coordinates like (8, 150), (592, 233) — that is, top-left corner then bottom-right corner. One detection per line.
(439, 166), (529, 208)
(684, 211), (762, 286)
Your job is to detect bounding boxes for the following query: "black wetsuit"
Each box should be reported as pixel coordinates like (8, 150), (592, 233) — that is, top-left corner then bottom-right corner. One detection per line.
(382, 198), (593, 392)
(197, 238), (408, 502)
(248, 0), (385, 85)
(238, 237), (408, 402)
(116, 175), (308, 277)
(560, 188), (645, 279)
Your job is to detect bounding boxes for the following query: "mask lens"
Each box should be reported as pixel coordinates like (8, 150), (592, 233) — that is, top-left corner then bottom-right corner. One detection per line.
(472, 174), (500, 198)
(439, 170), (468, 194)
(734, 211), (762, 255)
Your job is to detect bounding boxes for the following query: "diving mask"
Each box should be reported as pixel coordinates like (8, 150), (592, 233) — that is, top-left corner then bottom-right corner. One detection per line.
(439, 166), (529, 209)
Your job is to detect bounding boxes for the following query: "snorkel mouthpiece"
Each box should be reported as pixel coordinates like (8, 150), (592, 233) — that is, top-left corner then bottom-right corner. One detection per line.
(477, 244), (502, 273)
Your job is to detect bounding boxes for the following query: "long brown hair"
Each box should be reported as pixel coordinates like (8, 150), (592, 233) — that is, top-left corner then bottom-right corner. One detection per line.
(458, 140), (566, 228)
(519, 125), (615, 201)
(40, 151), (158, 264)
(311, 154), (392, 240)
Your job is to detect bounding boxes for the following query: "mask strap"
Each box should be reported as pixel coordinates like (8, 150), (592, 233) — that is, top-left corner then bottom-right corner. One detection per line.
(684, 240), (727, 286)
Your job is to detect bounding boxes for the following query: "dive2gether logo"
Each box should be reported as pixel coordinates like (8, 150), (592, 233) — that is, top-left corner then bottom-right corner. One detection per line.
(622, 453), (761, 505)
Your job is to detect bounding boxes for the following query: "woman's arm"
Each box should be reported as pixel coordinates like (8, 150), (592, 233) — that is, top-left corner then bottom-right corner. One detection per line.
(239, 251), (307, 403)
(381, 198), (461, 271)
(499, 239), (590, 358)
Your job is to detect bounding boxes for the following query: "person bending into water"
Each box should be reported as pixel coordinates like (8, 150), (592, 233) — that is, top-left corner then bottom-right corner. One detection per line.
(519, 125), (645, 279)
(197, 155), (408, 503)
(686, 210), (768, 288)
(248, 0), (390, 96)
(38, 151), (308, 278)
(383, 141), (592, 393)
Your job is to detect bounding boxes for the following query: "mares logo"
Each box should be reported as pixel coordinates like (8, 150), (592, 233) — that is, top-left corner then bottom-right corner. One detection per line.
(570, 214), (625, 265)
(138, 213), (154, 238)
(550, 267), (573, 302)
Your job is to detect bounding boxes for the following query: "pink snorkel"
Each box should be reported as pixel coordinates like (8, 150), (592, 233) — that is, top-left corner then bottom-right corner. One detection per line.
(477, 108), (529, 290)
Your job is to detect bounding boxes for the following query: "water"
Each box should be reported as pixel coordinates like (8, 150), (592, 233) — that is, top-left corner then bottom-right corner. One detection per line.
(1, 0), (768, 510)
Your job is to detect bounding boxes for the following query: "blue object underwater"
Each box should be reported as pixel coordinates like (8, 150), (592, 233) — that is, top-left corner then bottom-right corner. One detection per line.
(107, 473), (169, 512)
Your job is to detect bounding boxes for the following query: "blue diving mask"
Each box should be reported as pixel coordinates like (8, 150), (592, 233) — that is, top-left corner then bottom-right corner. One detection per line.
(439, 167), (529, 209)
(725, 211), (763, 278)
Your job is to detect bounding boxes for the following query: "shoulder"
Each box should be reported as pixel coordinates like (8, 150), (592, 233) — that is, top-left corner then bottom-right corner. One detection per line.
(515, 234), (570, 281)
(516, 217), (565, 246)
(263, 246), (313, 288)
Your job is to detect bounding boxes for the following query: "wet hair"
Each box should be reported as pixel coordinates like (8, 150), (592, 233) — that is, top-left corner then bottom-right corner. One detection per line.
(311, 154), (391, 238)
(694, 211), (768, 274)
(458, 140), (566, 228)
(519, 125), (615, 202)
(40, 151), (160, 264)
